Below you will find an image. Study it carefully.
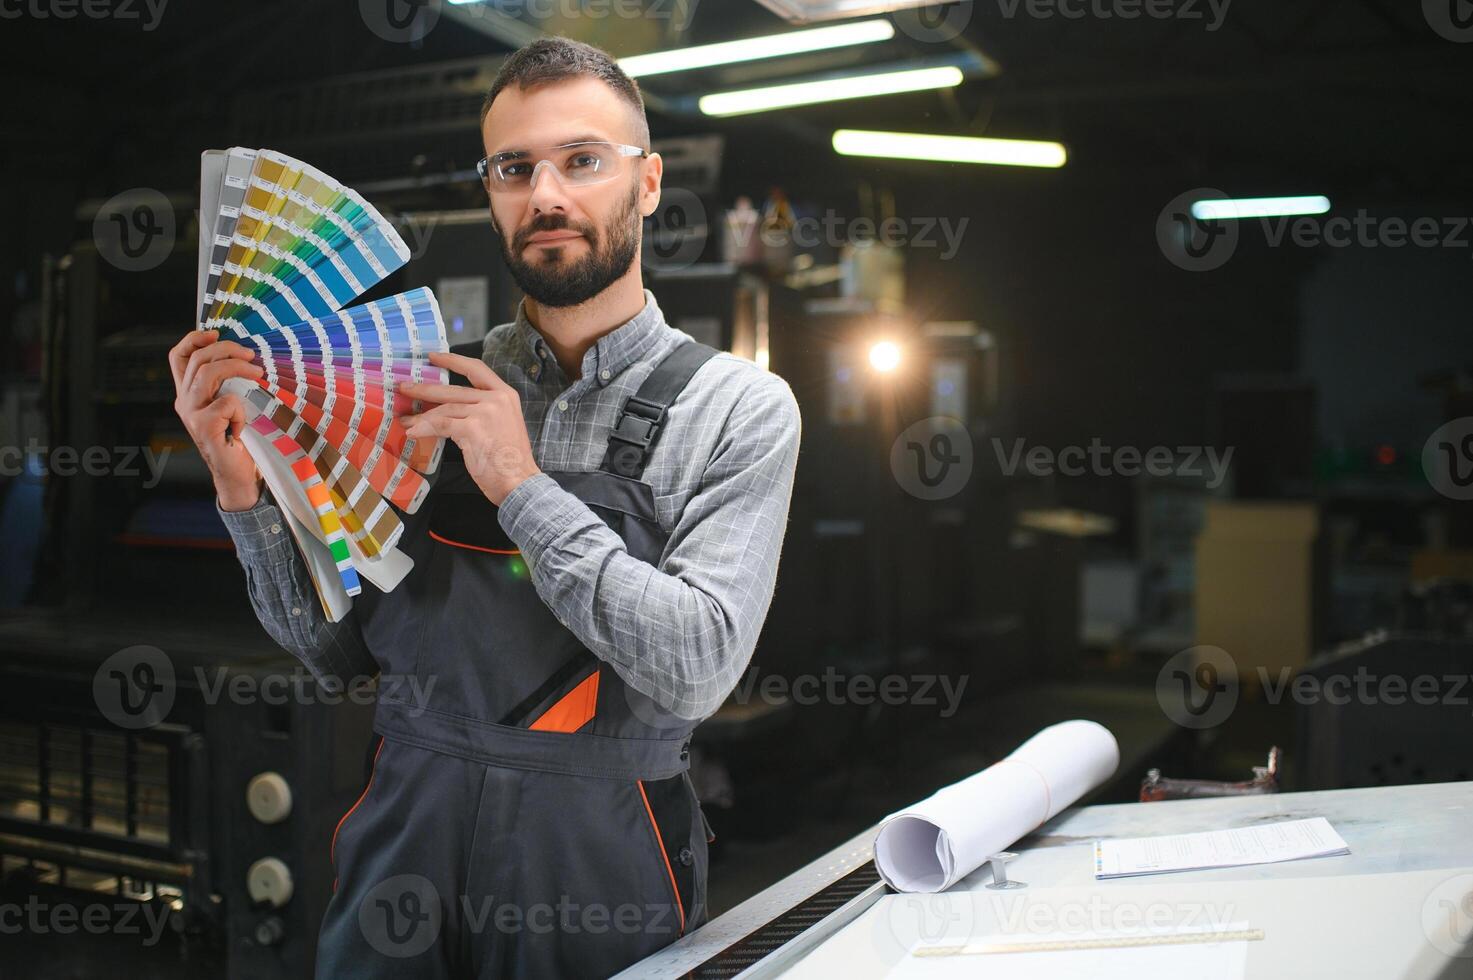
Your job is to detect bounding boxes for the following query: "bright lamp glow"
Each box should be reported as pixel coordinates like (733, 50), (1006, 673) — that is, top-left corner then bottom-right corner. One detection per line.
(699, 66), (964, 117)
(619, 20), (894, 78)
(868, 341), (902, 373)
(1190, 196), (1331, 221)
(832, 129), (1067, 169)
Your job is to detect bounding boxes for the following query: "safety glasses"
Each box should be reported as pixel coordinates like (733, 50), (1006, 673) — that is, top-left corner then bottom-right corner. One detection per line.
(476, 141), (649, 194)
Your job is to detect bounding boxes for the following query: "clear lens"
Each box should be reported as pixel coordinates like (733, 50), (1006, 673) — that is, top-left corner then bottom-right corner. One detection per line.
(482, 142), (629, 193)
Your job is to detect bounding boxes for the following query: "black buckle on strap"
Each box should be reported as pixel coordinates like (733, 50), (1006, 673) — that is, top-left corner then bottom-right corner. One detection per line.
(607, 397), (667, 476)
(611, 397), (666, 448)
(610, 413), (658, 450)
(622, 395), (665, 422)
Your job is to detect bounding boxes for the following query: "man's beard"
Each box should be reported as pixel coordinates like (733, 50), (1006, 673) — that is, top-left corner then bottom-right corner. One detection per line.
(493, 181), (641, 309)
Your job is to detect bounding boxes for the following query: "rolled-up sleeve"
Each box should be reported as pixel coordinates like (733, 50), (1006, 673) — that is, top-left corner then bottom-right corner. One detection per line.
(216, 487), (379, 688)
(499, 376), (801, 721)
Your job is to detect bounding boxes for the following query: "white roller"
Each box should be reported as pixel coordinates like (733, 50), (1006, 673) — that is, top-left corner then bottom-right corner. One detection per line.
(873, 720), (1119, 893)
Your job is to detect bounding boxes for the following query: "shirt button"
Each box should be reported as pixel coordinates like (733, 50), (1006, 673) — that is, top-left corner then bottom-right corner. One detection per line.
(290, 606), (302, 617)
(270, 523), (282, 534)
(678, 847), (694, 867)
(558, 399), (569, 412)
(599, 369), (610, 381)
(529, 364), (540, 378)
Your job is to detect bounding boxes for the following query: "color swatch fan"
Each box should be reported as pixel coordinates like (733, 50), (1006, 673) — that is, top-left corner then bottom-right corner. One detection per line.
(197, 147), (448, 622)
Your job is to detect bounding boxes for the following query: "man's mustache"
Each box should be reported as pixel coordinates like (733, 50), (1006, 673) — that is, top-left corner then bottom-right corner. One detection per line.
(514, 216), (595, 250)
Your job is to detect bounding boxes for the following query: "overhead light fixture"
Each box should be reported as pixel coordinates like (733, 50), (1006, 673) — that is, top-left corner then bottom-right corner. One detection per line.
(832, 129), (1068, 169)
(1190, 196), (1331, 221)
(699, 66), (964, 117)
(753, 0), (949, 22)
(619, 19), (895, 78)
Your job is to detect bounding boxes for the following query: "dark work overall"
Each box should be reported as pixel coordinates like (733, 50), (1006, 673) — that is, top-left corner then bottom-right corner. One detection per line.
(317, 341), (719, 979)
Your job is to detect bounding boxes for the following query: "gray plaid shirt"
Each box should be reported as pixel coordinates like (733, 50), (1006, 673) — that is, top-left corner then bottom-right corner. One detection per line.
(217, 288), (801, 721)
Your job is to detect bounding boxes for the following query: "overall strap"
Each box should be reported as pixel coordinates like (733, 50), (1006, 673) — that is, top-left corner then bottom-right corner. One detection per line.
(602, 341), (718, 479)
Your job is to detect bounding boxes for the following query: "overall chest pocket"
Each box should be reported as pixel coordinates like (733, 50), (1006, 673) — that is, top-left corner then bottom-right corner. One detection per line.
(407, 482), (560, 721)
(425, 487), (521, 556)
(405, 469), (667, 726)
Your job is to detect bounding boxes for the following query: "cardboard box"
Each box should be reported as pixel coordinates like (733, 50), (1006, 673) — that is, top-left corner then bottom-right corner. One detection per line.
(1194, 501), (1322, 688)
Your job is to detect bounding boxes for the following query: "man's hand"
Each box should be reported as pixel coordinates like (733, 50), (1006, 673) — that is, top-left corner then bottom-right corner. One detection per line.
(169, 329), (266, 511)
(398, 352), (541, 506)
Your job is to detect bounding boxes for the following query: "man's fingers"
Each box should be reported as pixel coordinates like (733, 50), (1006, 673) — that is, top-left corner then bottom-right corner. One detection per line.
(180, 338), (258, 398)
(182, 358), (265, 412)
(425, 351), (514, 394)
(169, 330), (219, 391)
(197, 393), (248, 443)
(402, 413), (464, 439)
(399, 404), (472, 426)
(395, 382), (486, 406)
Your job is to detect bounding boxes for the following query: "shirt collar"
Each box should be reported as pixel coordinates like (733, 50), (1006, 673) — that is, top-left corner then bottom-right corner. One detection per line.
(509, 288), (667, 387)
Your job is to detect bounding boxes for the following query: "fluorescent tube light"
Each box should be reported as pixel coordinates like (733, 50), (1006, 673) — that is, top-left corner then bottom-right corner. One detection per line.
(699, 66), (963, 116)
(831, 129), (1067, 169)
(620, 19), (895, 78)
(1190, 196), (1332, 221)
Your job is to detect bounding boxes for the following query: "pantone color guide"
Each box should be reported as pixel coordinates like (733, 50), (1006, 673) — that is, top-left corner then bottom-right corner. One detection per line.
(197, 147), (447, 621)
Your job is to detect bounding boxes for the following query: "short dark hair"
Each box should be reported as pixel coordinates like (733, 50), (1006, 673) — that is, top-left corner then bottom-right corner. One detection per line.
(481, 36), (650, 148)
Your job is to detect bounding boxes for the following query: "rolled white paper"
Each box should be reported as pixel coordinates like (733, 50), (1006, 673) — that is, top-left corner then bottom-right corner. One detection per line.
(872, 719), (1119, 893)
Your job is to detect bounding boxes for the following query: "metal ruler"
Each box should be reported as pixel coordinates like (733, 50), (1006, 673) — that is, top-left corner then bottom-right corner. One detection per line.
(916, 927), (1266, 957)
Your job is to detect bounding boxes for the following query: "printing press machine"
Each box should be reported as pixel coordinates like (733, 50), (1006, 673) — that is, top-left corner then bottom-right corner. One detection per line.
(0, 605), (377, 979)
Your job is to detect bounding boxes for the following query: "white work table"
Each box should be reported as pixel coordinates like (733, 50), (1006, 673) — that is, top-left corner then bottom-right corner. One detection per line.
(617, 781), (1473, 979)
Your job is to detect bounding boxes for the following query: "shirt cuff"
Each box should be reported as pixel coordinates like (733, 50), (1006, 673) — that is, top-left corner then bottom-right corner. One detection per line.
(497, 473), (595, 563)
(215, 487), (298, 563)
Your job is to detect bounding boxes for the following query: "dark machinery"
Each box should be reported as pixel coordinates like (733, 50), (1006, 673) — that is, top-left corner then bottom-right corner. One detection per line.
(1296, 631), (1473, 790)
(0, 608), (377, 980)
